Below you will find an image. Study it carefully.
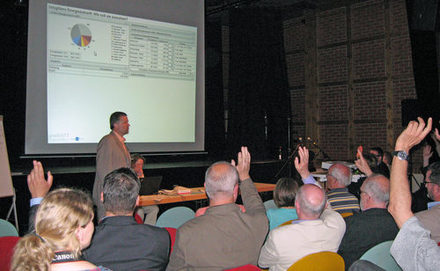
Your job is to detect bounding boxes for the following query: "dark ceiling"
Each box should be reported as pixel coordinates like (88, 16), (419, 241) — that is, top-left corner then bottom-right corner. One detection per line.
(205, 0), (319, 21)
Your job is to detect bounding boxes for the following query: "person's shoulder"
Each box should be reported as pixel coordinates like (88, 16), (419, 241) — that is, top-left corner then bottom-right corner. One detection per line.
(267, 222), (305, 243)
(103, 132), (115, 140)
(346, 208), (393, 224)
(137, 223), (169, 235)
(266, 208), (278, 216)
(416, 204), (440, 218)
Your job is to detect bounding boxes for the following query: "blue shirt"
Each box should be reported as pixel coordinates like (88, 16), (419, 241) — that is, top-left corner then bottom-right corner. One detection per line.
(266, 208), (298, 230)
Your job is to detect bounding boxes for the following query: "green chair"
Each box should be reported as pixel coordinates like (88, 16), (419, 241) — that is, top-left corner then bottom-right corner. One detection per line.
(0, 219), (18, 237)
(360, 240), (402, 271)
(156, 206), (195, 228)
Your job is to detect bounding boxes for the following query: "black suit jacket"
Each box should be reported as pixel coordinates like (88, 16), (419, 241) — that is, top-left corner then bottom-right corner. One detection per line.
(83, 216), (170, 271)
(337, 208), (399, 269)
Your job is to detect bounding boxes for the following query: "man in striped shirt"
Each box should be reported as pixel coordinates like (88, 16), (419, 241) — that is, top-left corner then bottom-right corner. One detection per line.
(326, 164), (360, 214)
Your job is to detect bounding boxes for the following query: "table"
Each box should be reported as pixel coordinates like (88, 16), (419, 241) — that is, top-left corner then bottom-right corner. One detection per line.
(139, 182), (275, 206)
(312, 171), (364, 183)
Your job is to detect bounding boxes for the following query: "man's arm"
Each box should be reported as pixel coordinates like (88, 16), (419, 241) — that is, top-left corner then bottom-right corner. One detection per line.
(388, 117), (431, 228)
(232, 147), (265, 214)
(294, 146), (319, 186)
(354, 150), (373, 177)
(390, 216), (440, 271)
(388, 117), (440, 270)
(27, 160), (53, 232)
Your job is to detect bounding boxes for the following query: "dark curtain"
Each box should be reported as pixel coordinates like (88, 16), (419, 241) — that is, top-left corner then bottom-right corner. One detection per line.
(227, 8), (290, 160)
(205, 22), (225, 159)
(0, 1), (27, 164)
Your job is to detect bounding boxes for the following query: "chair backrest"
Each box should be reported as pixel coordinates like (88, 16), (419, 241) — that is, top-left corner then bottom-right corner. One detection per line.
(0, 236), (20, 271)
(156, 206), (195, 228)
(165, 227), (177, 253)
(263, 199), (277, 210)
(287, 251), (344, 271)
(0, 219), (18, 237)
(279, 220), (293, 227)
(340, 212), (353, 218)
(360, 240), (402, 271)
(224, 264), (261, 270)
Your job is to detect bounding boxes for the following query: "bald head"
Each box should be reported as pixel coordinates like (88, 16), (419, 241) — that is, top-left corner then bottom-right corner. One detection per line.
(360, 174), (390, 210)
(205, 162), (239, 201)
(295, 184), (327, 219)
(327, 164), (351, 188)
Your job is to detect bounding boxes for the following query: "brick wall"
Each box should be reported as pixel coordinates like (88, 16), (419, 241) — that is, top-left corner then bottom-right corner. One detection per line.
(221, 0), (419, 166)
(283, 0), (418, 164)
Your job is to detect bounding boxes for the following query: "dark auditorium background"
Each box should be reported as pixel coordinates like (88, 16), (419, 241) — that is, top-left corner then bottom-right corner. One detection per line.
(1, 0), (439, 233)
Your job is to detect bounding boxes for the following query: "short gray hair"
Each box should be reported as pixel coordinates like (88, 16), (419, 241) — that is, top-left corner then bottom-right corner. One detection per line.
(329, 165), (351, 186)
(295, 185), (327, 217)
(429, 171), (440, 186)
(205, 161), (239, 199)
(363, 174), (389, 204)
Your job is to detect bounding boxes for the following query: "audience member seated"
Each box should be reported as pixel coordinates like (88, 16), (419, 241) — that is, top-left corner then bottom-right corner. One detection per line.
(415, 166), (440, 243)
(258, 184), (346, 270)
(166, 147), (268, 270)
(12, 186), (107, 271)
(349, 151), (379, 199)
(132, 153), (159, 225)
(326, 164), (360, 214)
(369, 147), (390, 178)
(388, 117), (440, 270)
(266, 146), (322, 230)
(195, 203), (246, 217)
(83, 168), (170, 271)
(412, 153), (438, 212)
(266, 177), (299, 230)
(338, 174), (398, 269)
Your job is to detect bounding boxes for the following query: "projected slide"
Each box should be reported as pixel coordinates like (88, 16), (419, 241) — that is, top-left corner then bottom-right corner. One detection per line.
(71, 24), (92, 47)
(46, 3), (197, 144)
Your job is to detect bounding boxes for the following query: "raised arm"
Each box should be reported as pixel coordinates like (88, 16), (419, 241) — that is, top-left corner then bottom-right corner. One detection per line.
(28, 160), (53, 200)
(354, 150), (373, 177)
(294, 146), (311, 179)
(294, 146), (318, 185)
(27, 160), (53, 233)
(231, 146), (251, 181)
(388, 117), (432, 228)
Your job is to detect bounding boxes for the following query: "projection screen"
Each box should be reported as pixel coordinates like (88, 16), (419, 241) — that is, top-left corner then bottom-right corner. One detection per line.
(25, 0), (205, 155)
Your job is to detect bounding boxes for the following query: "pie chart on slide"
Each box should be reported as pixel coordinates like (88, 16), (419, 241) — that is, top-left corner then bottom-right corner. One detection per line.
(71, 24), (92, 47)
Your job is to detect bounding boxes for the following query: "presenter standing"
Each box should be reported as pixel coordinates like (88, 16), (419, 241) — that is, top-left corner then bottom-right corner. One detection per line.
(93, 111), (131, 220)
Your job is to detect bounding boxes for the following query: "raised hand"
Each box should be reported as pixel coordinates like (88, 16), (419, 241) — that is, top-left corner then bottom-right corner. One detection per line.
(27, 160), (53, 198)
(231, 146), (251, 181)
(354, 149), (373, 176)
(294, 146), (311, 179)
(395, 117), (432, 153)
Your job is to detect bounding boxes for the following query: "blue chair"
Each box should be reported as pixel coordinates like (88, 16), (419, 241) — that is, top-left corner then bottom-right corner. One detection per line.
(0, 219), (18, 237)
(360, 240), (402, 271)
(263, 199), (277, 210)
(156, 206), (195, 228)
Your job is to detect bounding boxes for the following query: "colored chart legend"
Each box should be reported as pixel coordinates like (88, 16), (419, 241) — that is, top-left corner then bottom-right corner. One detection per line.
(71, 24), (92, 47)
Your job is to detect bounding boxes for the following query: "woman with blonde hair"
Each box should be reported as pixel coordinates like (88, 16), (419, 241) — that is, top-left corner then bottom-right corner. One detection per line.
(12, 187), (109, 271)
